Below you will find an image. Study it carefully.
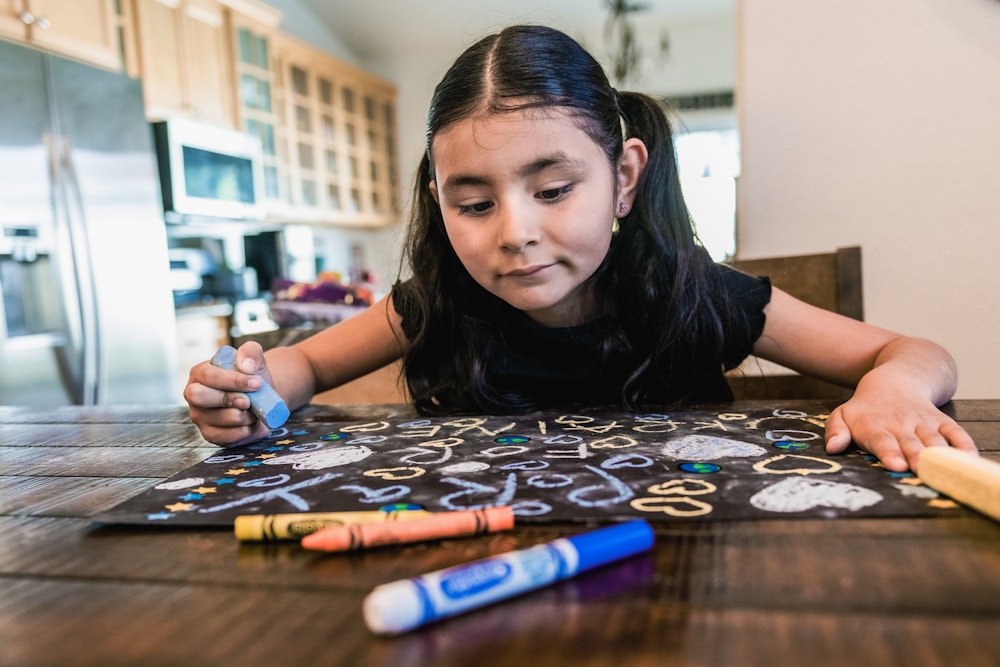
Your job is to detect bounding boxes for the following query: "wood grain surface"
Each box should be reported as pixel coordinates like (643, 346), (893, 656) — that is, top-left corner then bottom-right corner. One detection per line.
(2, 401), (998, 667)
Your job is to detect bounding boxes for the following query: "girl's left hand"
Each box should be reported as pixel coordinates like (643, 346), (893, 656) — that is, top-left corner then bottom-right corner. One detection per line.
(824, 394), (978, 472)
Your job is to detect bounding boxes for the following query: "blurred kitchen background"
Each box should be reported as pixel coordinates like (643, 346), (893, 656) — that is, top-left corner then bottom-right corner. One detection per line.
(1, 0), (997, 406)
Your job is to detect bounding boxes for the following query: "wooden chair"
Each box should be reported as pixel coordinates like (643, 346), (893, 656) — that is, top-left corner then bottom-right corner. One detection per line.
(725, 246), (863, 400)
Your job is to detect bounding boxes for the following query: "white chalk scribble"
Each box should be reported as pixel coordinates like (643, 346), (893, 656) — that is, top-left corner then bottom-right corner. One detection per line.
(661, 435), (767, 461)
(749, 475), (883, 513)
(263, 445), (374, 470)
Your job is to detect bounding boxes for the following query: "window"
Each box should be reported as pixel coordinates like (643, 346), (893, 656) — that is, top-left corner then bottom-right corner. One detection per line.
(675, 128), (740, 261)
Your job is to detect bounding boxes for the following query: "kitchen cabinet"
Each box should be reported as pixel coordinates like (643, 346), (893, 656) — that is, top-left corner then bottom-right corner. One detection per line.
(123, 0), (400, 225)
(131, 0), (236, 127)
(0, 0), (121, 70)
(228, 3), (286, 206)
(269, 34), (400, 227)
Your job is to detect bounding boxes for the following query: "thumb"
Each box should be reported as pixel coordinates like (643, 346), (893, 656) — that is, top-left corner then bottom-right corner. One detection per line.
(825, 407), (853, 454)
(235, 342), (267, 375)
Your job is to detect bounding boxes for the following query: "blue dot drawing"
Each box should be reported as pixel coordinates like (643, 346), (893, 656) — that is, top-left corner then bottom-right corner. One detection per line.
(679, 462), (721, 474)
(774, 441), (811, 450)
(495, 435), (531, 444)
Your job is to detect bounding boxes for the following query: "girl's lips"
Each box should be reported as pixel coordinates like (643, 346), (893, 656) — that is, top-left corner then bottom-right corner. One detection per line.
(503, 264), (550, 277)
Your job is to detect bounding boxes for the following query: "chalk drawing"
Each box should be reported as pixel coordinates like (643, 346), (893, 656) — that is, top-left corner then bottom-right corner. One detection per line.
(439, 461), (492, 474)
(661, 434), (766, 460)
(749, 476), (883, 513)
(263, 445), (374, 470)
(752, 454), (843, 475)
(154, 477), (204, 490)
(893, 483), (941, 499)
(97, 406), (962, 525)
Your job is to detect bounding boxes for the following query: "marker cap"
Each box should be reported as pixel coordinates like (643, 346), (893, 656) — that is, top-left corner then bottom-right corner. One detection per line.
(363, 580), (423, 635)
(566, 519), (655, 574)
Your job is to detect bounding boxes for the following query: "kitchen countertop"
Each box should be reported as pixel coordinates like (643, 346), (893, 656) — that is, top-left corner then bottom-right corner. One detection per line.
(173, 300), (234, 319)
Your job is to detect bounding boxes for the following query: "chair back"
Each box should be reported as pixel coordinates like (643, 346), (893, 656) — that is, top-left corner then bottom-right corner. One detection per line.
(725, 246), (863, 399)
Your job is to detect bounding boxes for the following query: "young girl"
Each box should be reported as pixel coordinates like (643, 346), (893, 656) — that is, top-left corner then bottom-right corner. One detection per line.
(184, 25), (976, 473)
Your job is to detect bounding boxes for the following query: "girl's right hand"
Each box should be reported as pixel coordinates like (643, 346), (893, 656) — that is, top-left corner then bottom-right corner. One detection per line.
(183, 342), (275, 447)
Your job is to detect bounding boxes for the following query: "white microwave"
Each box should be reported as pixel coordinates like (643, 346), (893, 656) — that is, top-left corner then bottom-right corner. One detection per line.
(153, 118), (265, 221)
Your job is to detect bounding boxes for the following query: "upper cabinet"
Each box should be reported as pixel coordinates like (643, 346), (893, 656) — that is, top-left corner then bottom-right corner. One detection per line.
(267, 34), (400, 228)
(2, 0), (401, 228)
(0, 0), (122, 70)
(131, 0), (236, 127)
(228, 3), (284, 207)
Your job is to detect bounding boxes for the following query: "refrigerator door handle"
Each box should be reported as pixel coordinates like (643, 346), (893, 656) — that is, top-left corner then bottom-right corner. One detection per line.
(45, 133), (101, 405)
(58, 135), (102, 405)
(44, 132), (83, 404)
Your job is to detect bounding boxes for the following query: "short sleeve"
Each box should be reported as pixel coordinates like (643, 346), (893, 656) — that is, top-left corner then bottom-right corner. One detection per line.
(390, 279), (421, 341)
(718, 265), (772, 370)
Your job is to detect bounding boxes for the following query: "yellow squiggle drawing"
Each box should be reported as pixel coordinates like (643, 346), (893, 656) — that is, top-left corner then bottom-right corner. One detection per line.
(753, 454), (842, 475)
(630, 478), (718, 517)
(363, 467), (426, 480)
(631, 496), (714, 517)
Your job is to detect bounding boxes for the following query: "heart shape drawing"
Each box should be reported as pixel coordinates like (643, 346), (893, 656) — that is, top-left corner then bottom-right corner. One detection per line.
(749, 475), (883, 513)
(660, 435), (767, 461)
(752, 454), (843, 475)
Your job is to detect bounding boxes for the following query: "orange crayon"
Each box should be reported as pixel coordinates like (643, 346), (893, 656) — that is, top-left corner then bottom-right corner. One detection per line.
(301, 506), (515, 552)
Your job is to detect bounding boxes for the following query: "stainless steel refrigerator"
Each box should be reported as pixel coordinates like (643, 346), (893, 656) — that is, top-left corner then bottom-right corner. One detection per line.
(0, 40), (179, 406)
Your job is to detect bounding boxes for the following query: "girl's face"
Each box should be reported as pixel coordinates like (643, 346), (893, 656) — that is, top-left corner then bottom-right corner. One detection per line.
(430, 108), (642, 327)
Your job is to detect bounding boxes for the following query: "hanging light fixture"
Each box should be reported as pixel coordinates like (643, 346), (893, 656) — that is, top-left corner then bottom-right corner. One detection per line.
(603, 0), (670, 86)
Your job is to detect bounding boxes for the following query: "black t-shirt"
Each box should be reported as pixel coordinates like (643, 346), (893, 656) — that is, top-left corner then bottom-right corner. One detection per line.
(392, 265), (771, 409)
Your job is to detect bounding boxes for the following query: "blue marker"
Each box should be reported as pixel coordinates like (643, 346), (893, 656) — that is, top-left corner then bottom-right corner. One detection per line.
(210, 345), (290, 429)
(362, 519), (655, 635)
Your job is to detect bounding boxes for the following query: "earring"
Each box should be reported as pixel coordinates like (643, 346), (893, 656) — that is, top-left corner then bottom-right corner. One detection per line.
(612, 201), (627, 234)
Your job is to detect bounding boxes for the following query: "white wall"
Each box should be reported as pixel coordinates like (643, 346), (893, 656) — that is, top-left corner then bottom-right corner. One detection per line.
(738, 0), (1000, 398)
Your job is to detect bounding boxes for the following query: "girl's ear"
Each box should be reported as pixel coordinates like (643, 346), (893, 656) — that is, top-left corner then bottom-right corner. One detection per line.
(429, 179), (440, 205)
(616, 138), (648, 210)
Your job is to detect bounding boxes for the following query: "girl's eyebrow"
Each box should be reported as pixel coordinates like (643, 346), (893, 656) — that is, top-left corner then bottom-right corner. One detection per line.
(515, 153), (584, 178)
(440, 153), (586, 196)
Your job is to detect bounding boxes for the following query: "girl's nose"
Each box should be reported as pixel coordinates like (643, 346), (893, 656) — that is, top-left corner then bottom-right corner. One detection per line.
(497, 203), (540, 251)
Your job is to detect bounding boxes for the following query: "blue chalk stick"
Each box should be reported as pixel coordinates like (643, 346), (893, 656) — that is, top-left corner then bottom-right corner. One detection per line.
(210, 345), (290, 429)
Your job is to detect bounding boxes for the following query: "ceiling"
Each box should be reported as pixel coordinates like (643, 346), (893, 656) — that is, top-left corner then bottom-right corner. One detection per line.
(296, 0), (735, 63)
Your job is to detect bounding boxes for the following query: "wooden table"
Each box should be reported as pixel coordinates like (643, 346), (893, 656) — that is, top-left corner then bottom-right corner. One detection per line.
(2, 400), (999, 666)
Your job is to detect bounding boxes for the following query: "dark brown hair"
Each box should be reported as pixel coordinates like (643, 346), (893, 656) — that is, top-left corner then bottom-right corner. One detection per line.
(399, 25), (730, 413)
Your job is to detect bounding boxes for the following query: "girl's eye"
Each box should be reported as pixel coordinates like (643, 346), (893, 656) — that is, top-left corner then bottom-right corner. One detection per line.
(458, 201), (493, 215)
(537, 185), (572, 202)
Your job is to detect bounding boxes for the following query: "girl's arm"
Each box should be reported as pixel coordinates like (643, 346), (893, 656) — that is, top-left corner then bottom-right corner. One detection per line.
(752, 288), (977, 472)
(185, 294), (408, 446)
